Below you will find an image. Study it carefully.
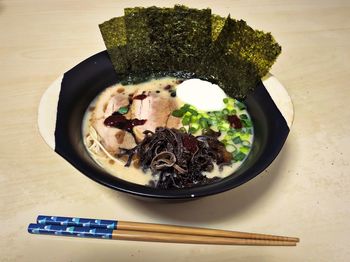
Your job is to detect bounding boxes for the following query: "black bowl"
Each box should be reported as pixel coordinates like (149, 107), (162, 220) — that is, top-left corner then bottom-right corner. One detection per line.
(39, 51), (291, 200)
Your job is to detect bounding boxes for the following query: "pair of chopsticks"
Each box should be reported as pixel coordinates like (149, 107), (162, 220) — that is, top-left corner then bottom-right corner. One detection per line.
(28, 215), (299, 246)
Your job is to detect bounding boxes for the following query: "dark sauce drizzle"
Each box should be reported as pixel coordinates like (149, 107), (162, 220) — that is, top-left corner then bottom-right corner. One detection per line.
(133, 94), (148, 100)
(104, 112), (146, 133)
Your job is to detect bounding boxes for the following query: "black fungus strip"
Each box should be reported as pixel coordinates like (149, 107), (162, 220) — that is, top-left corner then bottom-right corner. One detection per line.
(118, 127), (232, 189)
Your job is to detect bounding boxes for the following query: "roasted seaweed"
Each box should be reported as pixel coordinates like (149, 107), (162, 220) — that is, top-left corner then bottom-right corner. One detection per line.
(198, 16), (281, 98)
(169, 5), (211, 72)
(211, 14), (226, 41)
(123, 5), (212, 73)
(99, 17), (129, 73)
(99, 6), (281, 99)
(124, 7), (153, 72)
(124, 6), (177, 72)
(222, 19), (281, 77)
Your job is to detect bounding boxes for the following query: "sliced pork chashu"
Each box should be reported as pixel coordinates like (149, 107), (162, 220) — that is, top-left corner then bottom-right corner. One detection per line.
(130, 91), (181, 141)
(92, 86), (129, 120)
(91, 86), (136, 155)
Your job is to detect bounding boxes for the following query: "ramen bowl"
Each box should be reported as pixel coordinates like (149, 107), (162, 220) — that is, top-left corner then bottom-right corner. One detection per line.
(38, 51), (293, 200)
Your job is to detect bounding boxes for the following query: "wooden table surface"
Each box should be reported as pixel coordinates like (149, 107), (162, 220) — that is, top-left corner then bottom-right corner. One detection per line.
(1, 0), (349, 261)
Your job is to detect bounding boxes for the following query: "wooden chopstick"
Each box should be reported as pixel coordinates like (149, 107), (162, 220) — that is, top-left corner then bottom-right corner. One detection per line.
(117, 221), (299, 242)
(37, 215), (299, 242)
(36, 215), (299, 243)
(28, 224), (297, 246)
(112, 230), (297, 246)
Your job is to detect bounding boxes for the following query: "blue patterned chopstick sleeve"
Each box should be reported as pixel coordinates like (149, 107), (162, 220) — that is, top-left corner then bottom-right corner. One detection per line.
(28, 224), (113, 239)
(37, 215), (117, 229)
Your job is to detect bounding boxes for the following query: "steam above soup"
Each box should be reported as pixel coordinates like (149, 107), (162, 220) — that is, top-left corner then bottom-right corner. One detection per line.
(83, 77), (253, 188)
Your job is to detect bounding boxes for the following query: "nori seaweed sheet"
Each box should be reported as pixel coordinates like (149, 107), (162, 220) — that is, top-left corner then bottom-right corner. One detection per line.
(211, 14), (226, 41)
(99, 7), (281, 99)
(124, 5), (212, 73)
(225, 19), (281, 77)
(125, 6), (174, 72)
(170, 5), (211, 72)
(99, 17), (129, 74)
(199, 16), (281, 98)
(124, 7), (155, 72)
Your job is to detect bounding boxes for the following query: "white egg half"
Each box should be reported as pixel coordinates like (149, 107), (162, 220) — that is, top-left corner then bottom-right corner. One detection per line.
(176, 79), (227, 111)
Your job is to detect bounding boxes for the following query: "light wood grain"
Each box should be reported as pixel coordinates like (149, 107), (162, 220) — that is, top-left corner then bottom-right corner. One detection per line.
(118, 221), (299, 242)
(1, 0), (350, 261)
(112, 230), (297, 246)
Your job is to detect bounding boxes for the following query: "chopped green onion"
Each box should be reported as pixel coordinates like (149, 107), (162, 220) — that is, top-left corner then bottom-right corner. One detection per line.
(225, 97), (235, 104)
(239, 128), (250, 134)
(223, 134), (233, 141)
(221, 139), (229, 145)
(210, 126), (219, 132)
(206, 118), (213, 125)
(191, 123), (200, 129)
(232, 136), (242, 144)
(240, 114), (248, 119)
(242, 140), (251, 147)
(227, 129), (236, 136)
(242, 119), (253, 127)
(240, 146), (250, 154)
(240, 133), (251, 140)
(234, 152), (246, 161)
(188, 108), (198, 115)
(170, 96), (252, 159)
(177, 104), (190, 114)
(117, 106), (129, 114)
(188, 126), (198, 134)
(182, 116), (190, 125)
(222, 122), (230, 129)
(235, 101), (246, 110)
(226, 144), (237, 153)
(226, 105), (233, 111)
(172, 109), (184, 117)
(218, 125), (228, 132)
(190, 115), (198, 122)
(218, 122), (230, 131)
(199, 118), (209, 128)
(201, 112), (209, 118)
(214, 111), (223, 117)
(182, 104), (191, 110)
